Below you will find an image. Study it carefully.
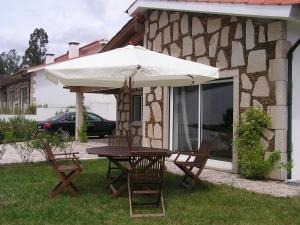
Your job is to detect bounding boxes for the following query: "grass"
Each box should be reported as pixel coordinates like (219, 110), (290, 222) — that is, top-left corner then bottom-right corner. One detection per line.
(0, 160), (300, 225)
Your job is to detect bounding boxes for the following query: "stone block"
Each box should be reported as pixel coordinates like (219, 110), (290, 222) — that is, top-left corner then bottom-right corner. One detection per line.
(276, 81), (287, 106)
(151, 102), (162, 122)
(235, 23), (242, 39)
(231, 16), (238, 22)
(124, 103), (129, 111)
(216, 50), (228, 69)
(275, 40), (291, 59)
(275, 129), (287, 152)
(170, 12), (180, 22)
(268, 21), (286, 42)
(143, 105), (151, 122)
(247, 49), (267, 73)
(149, 23), (158, 39)
(192, 17), (204, 36)
(154, 87), (162, 101)
(173, 22), (179, 41)
(137, 127), (142, 136)
(153, 32), (162, 52)
(159, 11), (169, 28)
(268, 58), (288, 81)
(143, 87), (151, 94)
(182, 36), (193, 56)
(207, 18), (221, 33)
(252, 76), (270, 97)
(258, 25), (266, 43)
(194, 36), (206, 57)
(220, 26), (229, 47)
(162, 48), (169, 55)
(150, 10), (158, 21)
(147, 94), (154, 102)
(253, 99), (263, 110)
(267, 106), (288, 130)
(262, 128), (274, 141)
(151, 139), (162, 149)
(170, 42), (181, 57)
(246, 19), (255, 50)
(266, 152), (287, 180)
(231, 41), (245, 67)
(153, 123), (162, 139)
(148, 124), (153, 138)
(241, 73), (252, 90)
(209, 32), (219, 58)
(197, 57), (210, 65)
(180, 14), (189, 35)
(163, 25), (171, 45)
(240, 92), (251, 108)
(143, 137), (150, 147)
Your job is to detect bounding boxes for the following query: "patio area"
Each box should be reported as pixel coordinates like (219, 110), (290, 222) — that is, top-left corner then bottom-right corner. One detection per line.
(1, 159), (300, 225)
(1, 138), (299, 198)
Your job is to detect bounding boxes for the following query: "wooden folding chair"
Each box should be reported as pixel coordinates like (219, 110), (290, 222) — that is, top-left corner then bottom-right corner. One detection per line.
(106, 135), (128, 180)
(173, 140), (212, 190)
(127, 151), (166, 217)
(43, 142), (82, 198)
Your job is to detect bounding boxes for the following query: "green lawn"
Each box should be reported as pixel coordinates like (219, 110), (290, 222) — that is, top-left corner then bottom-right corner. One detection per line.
(0, 160), (299, 225)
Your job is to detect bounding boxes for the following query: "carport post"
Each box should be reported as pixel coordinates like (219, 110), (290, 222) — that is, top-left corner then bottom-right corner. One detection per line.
(75, 92), (84, 141)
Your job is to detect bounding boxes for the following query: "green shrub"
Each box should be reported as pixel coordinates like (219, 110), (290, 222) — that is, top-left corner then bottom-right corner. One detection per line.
(25, 104), (37, 115)
(234, 107), (280, 179)
(31, 131), (73, 159)
(0, 106), (12, 114)
(0, 119), (9, 143)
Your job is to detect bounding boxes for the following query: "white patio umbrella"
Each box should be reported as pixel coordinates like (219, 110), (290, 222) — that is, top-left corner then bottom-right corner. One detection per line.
(43, 45), (219, 149)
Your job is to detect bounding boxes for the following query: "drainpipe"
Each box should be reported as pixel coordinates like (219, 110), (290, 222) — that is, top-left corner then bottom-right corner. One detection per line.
(287, 38), (300, 179)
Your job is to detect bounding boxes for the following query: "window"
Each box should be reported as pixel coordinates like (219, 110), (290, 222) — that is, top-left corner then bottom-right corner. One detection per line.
(62, 114), (75, 122)
(87, 113), (102, 121)
(171, 79), (233, 162)
(9, 91), (15, 110)
(132, 95), (142, 122)
(20, 87), (28, 111)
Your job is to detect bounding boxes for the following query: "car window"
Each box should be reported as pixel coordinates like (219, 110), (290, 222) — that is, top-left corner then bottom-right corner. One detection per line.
(62, 114), (75, 122)
(87, 113), (102, 121)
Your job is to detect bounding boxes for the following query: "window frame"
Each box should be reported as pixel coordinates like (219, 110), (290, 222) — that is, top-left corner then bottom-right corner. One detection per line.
(132, 94), (143, 122)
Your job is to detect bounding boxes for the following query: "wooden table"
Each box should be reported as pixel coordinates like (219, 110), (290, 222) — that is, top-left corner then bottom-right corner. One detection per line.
(86, 146), (172, 197)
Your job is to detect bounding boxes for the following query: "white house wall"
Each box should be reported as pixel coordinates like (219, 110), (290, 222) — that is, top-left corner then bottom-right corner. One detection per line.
(33, 71), (116, 121)
(287, 21), (300, 181)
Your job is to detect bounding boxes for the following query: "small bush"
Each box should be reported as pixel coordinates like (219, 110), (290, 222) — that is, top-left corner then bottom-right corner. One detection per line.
(25, 104), (37, 115)
(234, 107), (280, 179)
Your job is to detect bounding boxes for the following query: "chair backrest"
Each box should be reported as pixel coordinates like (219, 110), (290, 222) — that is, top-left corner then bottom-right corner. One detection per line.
(129, 151), (165, 186)
(194, 140), (212, 166)
(107, 135), (128, 147)
(43, 141), (59, 169)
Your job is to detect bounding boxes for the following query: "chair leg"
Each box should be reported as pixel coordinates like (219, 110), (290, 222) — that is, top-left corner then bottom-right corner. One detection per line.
(51, 170), (80, 198)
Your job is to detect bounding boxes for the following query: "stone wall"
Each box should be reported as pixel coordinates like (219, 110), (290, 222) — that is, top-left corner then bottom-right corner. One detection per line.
(116, 85), (142, 146)
(143, 10), (290, 180)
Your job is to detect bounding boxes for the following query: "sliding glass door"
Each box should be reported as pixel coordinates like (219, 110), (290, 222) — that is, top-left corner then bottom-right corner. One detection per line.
(202, 81), (233, 161)
(171, 80), (233, 162)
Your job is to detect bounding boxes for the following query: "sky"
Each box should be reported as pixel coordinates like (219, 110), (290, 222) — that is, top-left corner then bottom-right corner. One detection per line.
(0, 0), (134, 56)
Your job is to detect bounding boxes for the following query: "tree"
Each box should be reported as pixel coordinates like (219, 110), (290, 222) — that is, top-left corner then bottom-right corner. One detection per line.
(22, 28), (48, 67)
(0, 49), (22, 75)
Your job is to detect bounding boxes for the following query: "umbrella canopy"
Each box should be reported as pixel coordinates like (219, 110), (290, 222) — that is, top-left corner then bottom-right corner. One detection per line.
(44, 45), (219, 88)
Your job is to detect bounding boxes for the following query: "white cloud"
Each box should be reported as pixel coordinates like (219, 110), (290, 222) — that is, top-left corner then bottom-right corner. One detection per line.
(0, 0), (134, 56)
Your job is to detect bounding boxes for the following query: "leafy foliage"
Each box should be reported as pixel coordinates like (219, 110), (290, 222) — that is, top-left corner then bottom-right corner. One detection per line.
(22, 28), (48, 67)
(78, 97), (88, 143)
(31, 131), (74, 159)
(234, 107), (280, 179)
(0, 49), (22, 75)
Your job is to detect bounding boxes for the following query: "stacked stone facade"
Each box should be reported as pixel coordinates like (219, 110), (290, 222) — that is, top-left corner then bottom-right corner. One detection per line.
(116, 85), (142, 146)
(141, 10), (290, 180)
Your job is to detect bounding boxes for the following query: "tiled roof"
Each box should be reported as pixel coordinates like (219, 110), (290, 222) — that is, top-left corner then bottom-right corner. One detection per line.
(161, 0), (300, 5)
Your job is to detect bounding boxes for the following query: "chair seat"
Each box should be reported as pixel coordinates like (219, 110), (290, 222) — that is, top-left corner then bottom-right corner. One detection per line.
(175, 161), (200, 167)
(58, 164), (80, 172)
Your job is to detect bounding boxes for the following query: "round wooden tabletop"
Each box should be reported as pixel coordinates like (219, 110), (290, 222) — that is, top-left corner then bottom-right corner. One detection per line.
(86, 146), (172, 157)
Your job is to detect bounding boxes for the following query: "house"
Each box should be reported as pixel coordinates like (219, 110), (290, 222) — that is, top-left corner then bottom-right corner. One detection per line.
(0, 40), (117, 121)
(111, 0), (300, 181)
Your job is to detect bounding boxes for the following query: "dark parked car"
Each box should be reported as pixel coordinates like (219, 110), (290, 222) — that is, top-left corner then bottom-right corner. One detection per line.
(38, 112), (116, 138)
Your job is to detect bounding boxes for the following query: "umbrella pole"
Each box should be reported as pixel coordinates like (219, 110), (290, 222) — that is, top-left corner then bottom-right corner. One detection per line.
(128, 77), (132, 151)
